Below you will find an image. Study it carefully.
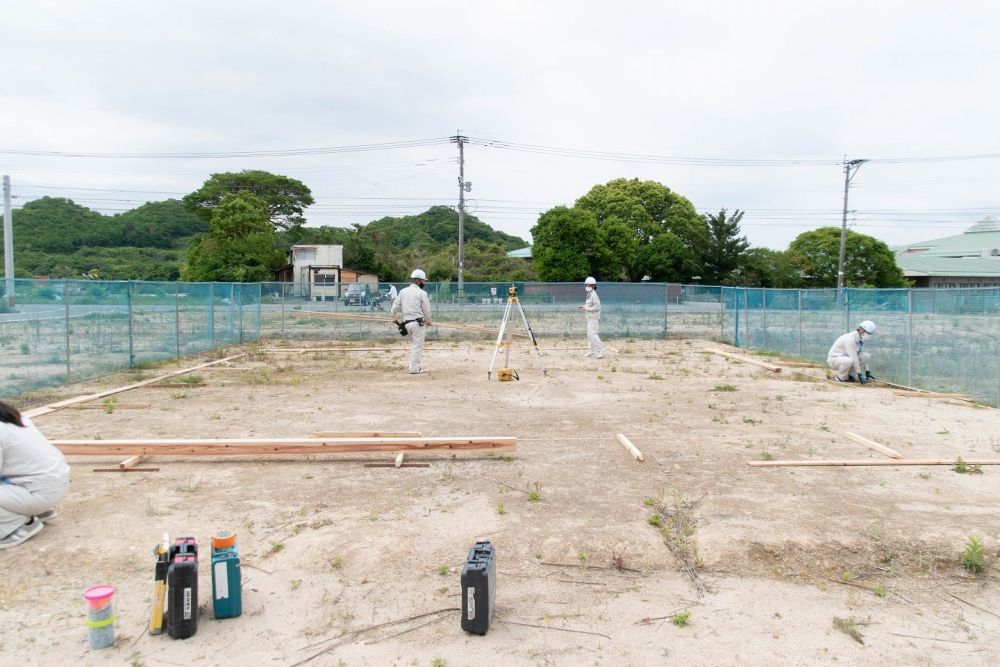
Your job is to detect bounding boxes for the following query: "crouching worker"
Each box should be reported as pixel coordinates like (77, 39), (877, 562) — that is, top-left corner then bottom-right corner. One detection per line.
(0, 401), (69, 550)
(827, 320), (876, 384)
(391, 269), (433, 374)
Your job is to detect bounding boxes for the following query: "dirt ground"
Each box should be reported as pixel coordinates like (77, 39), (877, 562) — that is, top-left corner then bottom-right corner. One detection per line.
(2, 338), (999, 666)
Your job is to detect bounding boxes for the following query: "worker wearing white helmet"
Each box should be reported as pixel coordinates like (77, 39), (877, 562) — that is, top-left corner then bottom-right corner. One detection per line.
(827, 320), (876, 383)
(390, 270), (433, 373)
(578, 276), (608, 359)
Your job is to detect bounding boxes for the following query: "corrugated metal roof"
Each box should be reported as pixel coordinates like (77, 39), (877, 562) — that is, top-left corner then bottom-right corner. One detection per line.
(895, 216), (1000, 275)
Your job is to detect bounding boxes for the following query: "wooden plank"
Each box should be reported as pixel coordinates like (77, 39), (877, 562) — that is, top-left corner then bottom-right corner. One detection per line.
(844, 432), (903, 459)
(703, 349), (781, 373)
(892, 390), (973, 400)
(24, 354), (244, 419)
(364, 462), (431, 468)
(310, 431), (422, 438)
(748, 458), (1000, 467)
(53, 436), (517, 456)
(394, 452), (405, 467)
(774, 361), (819, 368)
(119, 454), (145, 470)
(146, 383), (208, 389)
(616, 433), (644, 462)
(70, 403), (151, 410)
(92, 467), (160, 472)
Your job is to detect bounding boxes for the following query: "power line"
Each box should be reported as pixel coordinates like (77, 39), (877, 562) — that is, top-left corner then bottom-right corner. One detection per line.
(0, 137), (453, 159)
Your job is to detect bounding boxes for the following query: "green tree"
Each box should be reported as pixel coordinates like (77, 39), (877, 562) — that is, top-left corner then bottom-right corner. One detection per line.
(575, 178), (706, 281)
(633, 231), (687, 282)
(530, 207), (613, 281)
(182, 192), (285, 282)
(726, 248), (802, 288)
(787, 227), (908, 288)
(701, 209), (750, 284)
(183, 170), (315, 230)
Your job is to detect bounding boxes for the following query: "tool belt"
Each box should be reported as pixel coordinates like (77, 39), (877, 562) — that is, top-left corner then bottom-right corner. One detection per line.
(397, 317), (424, 336)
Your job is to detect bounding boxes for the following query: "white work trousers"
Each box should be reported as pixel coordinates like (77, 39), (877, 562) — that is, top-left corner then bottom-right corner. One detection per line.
(0, 476), (68, 538)
(586, 317), (606, 355)
(828, 352), (871, 379)
(405, 321), (426, 373)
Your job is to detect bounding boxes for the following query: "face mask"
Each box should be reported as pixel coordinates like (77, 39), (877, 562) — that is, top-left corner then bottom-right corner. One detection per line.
(419, 282), (426, 290)
(585, 286), (593, 292)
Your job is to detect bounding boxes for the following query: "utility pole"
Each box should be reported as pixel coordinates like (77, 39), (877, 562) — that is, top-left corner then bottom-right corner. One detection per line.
(2, 175), (13, 309)
(451, 133), (469, 298)
(837, 158), (867, 292)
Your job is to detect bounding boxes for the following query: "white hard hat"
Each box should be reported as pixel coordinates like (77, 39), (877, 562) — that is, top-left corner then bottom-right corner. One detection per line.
(584, 276), (597, 286)
(858, 320), (876, 335)
(410, 269), (427, 281)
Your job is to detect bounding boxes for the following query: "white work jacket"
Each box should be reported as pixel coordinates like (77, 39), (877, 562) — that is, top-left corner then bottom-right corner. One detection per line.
(391, 284), (432, 323)
(827, 330), (864, 374)
(0, 416), (69, 488)
(582, 290), (601, 320)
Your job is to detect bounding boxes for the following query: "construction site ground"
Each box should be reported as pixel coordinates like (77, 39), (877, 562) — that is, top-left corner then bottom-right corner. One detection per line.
(2, 338), (999, 666)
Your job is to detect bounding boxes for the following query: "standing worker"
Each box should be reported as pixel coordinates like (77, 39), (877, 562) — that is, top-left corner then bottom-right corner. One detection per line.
(828, 320), (876, 383)
(0, 401), (69, 550)
(579, 276), (608, 359)
(391, 269), (433, 374)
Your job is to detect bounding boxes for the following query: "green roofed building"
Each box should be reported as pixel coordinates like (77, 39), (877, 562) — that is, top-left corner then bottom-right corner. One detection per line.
(894, 216), (1000, 288)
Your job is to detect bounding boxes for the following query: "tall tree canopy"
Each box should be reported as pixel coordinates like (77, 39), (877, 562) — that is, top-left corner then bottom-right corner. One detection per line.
(787, 227), (908, 288)
(183, 192), (285, 282)
(725, 248), (802, 288)
(183, 170), (314, 231)
(530, 206), (612, 281)
(574, 178), (706, 281)
(701, 208), (750, 284)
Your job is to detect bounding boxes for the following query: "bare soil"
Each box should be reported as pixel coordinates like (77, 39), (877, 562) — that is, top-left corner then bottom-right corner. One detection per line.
(2, 338), (999, 666)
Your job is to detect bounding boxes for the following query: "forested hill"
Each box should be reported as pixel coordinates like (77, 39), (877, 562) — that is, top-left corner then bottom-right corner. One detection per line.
(3, 198), (531, 282)
(282, 205), (532, 282)
(8, 197), (206, 280)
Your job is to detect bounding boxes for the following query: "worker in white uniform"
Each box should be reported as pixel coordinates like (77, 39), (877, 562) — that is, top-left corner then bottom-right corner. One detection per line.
(391, 269), (433, 374)
(827, 320), (876, 383)
(579, 276), (608, 358)
(0, 401), (69, 550)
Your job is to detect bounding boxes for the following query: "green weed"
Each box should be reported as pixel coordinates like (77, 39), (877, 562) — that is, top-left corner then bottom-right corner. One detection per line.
(671, 610), (690, 627)
(962, 536), (985, 573)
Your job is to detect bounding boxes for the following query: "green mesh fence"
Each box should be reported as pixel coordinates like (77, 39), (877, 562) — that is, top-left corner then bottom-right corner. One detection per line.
(4, 279), (1000, 406)
(0, 279), (262, 398)
(722, 286), (1000, 406)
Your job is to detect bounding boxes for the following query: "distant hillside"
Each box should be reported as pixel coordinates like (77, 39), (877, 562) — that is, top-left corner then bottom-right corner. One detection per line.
(4, 197), (206, 280)
(284, 205), (532, 281)
(2, 197), (532, 282)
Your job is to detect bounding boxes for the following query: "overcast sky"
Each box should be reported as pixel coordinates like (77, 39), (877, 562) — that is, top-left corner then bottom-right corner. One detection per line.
(3, 1), (999, 250)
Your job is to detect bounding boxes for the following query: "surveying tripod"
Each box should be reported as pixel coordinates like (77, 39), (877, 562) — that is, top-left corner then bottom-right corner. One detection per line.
(487, 286), (547, 380)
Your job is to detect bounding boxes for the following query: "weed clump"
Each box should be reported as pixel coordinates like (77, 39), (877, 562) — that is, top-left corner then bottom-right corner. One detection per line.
(962, 536), (985, 573)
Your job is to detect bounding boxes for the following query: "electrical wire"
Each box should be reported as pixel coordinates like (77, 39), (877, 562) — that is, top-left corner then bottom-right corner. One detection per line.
(0, 137), (453, 159)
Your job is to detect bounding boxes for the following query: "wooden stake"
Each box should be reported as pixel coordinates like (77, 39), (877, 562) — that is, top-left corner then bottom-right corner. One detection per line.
(146, 383), (208, 389)
(310, 432), (421, 438)
(119, 454), (145, 469)
(748, 458), (1000, 467)
(844, 432), (903, 459)
(24, 354), (244, 419)
(616, 433), (644, 462)
(394, 452), (405, 467)
(92, 467), (160, 472)
(53, 436), (517, 456)
(703, 349), (781, 373)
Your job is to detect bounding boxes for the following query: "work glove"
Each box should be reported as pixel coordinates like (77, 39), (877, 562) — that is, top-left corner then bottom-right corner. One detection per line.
(858, 374), (867, 385)
(865, 371), (875, 381)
